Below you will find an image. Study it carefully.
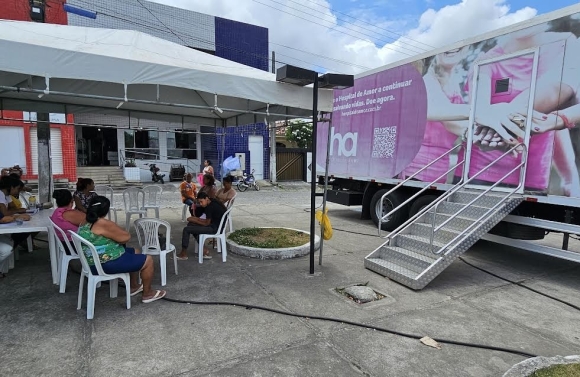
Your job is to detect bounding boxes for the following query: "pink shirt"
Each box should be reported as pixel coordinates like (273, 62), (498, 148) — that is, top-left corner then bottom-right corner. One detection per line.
(50, 207), (79, 241)
(458, 42), (564, 190)
(404, 90), (463, 183)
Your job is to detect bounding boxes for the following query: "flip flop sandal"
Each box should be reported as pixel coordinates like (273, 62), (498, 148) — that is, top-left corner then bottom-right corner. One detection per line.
(130, 284), (143, 297)
(169, 256), (188, 261)
(142, 290), (166, 304)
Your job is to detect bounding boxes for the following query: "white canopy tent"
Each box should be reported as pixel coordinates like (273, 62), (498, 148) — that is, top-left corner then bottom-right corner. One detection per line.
(0, 20), (333, 125)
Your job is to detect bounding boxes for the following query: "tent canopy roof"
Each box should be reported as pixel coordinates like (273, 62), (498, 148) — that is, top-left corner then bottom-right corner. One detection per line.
(0, 20), (333, 125)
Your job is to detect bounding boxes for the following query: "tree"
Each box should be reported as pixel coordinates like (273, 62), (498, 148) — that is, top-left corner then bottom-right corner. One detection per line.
(285, 120), (312, 149)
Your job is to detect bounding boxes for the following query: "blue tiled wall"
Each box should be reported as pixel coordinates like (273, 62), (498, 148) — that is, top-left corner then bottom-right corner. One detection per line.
(214, 17), (269, 71)
(216, 123), (270, 181)
(200, 126), (219, 177)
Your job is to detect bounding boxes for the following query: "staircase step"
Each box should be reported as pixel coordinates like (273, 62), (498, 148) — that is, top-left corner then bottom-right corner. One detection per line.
(407, 223), (461, 244)
(435, 201), (492, 219)
(366, 191), (524, 290)
(378, 245), (438, 273)
(449, 190), (506, 207)
(420, 211), (476, 232)
(394, 234), (445, 254)
(365, 258), (419, 280)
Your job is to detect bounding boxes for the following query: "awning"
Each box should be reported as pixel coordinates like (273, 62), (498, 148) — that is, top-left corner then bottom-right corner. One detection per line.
(0, 20), (333, 125)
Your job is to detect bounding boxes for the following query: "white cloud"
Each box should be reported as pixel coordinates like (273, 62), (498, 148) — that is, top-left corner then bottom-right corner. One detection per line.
(150, 0), (538, 74)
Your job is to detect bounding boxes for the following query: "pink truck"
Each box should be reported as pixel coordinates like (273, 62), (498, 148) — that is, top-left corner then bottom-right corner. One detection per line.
(317, 4), (580, 289)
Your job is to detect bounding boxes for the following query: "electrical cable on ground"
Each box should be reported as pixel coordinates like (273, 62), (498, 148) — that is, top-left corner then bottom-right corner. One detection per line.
(162, 296), (537, 358)
(458, 257), (580, 312)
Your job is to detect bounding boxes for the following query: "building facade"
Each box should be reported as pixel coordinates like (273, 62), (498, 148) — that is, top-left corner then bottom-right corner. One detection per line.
(0, 0), (270, 182)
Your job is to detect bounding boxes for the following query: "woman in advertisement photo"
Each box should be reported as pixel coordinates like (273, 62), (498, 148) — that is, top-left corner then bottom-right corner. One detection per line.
(403, 47), (470, 183)
(458, 23), (580, 196)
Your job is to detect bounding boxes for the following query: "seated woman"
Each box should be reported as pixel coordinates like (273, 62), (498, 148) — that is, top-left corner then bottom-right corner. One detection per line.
(77, 196), (166, 303)
(51, 189), (86, 254)
(215, 176), (236, 205)
(74, 178), (97, 213)
(0, 177), (32, 250)
(193, 174), (217, 217)
(0, 212), (30, 278)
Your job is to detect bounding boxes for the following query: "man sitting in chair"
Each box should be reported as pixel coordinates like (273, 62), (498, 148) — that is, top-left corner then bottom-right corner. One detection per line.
(178, 191), (226, 261)
(180, 173), (197, 216)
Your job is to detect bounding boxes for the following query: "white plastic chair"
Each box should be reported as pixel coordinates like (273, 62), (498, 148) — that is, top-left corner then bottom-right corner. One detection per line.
(19, 192), (31, 209)
(48, 218), (80, 293)
(198, 207), (233, 264)
(94, 185), (121, 223)
(225, 196), (237, 233)
(69, 231), (131, 320)
(141, 186), (162, 218)
(134, 218), (177, 286)
(181, 203), (190, 222)
(122, 188), (147, 230)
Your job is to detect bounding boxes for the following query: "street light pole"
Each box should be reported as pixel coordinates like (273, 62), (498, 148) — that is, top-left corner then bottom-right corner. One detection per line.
(309, 73), (319, 275)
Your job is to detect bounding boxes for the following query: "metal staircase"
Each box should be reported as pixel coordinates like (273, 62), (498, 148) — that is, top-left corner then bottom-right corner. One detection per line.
(366, 143), (527, 290)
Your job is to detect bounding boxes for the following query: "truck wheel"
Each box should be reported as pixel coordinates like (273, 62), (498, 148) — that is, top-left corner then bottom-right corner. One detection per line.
(370, 190), (408, 231)
(409, 195), (438, 219)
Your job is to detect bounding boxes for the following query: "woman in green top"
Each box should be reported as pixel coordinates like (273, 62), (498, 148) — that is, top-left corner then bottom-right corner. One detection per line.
(78, 196), (166, 304)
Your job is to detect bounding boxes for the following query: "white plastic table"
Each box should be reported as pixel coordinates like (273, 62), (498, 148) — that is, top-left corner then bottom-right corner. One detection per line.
(0, 209), (58, 284)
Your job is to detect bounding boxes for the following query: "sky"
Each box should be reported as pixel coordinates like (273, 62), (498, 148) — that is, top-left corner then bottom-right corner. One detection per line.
(151, 0), (580, 74)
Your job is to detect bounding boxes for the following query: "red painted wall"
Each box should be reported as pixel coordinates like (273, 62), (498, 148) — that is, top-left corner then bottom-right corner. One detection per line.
(0, 111), (76, 182)
(0, 1), (76, 182)
(0, 0), (68, 24)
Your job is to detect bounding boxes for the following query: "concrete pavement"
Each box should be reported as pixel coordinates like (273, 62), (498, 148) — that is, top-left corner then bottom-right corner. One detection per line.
(1, 185), (579, 376)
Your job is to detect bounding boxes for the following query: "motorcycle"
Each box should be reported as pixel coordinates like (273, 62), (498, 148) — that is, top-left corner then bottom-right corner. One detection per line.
(146, 163), (165, 184)
(236, 169), (259, 192)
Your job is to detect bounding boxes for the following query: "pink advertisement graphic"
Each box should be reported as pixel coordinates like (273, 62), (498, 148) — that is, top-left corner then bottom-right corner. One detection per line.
(319, 13), (580, 198)
(317, 64), (428, 179)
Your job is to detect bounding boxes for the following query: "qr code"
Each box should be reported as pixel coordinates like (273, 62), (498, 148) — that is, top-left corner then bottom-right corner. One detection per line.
(372, 127), (397, 158)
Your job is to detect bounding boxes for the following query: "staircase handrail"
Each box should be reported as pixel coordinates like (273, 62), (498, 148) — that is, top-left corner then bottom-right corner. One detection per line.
(378, 144), (462, 236)
(428, 143), (526, 252)
(119, 149), (200, 175)
(428, 159), (525, 257)
(378, 159), (464, 236)
(383, 142), (524, 248)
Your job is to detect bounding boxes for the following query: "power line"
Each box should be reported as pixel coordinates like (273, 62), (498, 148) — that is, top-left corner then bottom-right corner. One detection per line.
(65, 0), (360, 72)
(60, 0), (309, 70)
(251, 0), (418, 58)
(266, 0), (428, 55)
(302, 0), (436, 51)
(135, 0), (188, 46)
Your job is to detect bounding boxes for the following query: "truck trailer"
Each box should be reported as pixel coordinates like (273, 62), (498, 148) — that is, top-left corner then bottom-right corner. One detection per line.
(318, 3), (580, 289)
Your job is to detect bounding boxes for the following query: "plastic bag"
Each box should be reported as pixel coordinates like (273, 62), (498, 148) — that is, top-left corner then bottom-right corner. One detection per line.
(221, 156), (241, 177)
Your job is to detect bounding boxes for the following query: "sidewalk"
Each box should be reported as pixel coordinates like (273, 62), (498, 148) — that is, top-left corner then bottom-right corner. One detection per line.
(1, 190), (579, 376)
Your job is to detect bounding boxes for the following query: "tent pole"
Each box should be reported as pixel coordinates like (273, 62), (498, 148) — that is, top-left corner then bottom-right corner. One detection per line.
(37, 112), (53, 204)
(319, 112), (332, 266)
(309, 74), (319, 275)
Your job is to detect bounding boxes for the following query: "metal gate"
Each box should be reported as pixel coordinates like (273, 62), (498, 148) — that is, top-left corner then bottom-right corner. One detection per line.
(276, 149), (305, 181)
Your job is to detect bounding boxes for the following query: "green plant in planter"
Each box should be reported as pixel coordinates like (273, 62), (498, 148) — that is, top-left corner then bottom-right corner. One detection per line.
(125, 159), (137, 167)
(228, 227), (309, 248)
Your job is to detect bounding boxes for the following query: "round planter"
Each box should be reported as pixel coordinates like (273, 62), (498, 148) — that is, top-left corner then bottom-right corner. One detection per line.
(226, 227), (320, 260)
(503, 355), (580, 377)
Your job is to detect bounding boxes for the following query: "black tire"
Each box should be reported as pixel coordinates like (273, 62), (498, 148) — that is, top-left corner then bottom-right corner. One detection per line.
(238, 183), (248, 192)
(370, 189), (409, 231)
(408, 195), (438, 219)
(159, 178), (164, 184)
